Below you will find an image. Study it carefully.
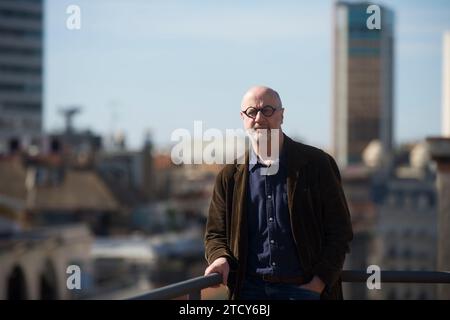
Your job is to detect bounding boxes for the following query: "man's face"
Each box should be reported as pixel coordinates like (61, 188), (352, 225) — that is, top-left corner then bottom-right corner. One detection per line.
(240, 88), (284, 134)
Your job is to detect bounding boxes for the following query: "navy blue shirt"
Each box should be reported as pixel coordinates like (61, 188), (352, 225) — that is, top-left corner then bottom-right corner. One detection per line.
(246, 146), (303, 277)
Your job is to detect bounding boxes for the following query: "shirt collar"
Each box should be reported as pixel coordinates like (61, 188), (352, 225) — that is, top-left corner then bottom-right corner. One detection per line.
(249, 144), (287, 172)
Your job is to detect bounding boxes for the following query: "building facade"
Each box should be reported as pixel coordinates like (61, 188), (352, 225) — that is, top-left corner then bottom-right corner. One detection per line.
(369, 174), (437, 299)
(0, 0), (43, 154)
(0, 224), (94, 300)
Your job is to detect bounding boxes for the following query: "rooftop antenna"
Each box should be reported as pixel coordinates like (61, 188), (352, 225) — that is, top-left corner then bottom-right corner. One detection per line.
(59, 106), (81, 134)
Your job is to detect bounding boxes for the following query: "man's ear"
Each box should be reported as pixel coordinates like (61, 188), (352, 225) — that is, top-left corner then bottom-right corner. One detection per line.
(240, 111), (244, 120)
(281, 108), (284, 124)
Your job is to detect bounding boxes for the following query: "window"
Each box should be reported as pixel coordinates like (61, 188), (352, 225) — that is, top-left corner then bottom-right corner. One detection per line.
(0, 9), (42, 21)
(417, 193), (428, 210)
(403, 229), (412, 238)
(387, 246), (397, 259)
(402, 249), (412, 260)
(395, 191), (404, 207)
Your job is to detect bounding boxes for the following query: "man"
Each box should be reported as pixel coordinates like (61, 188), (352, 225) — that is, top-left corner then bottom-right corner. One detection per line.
(204, 86), (353, 300)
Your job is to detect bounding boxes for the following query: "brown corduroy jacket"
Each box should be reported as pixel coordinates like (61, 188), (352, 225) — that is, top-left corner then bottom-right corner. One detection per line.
(204, 135), (353, 300)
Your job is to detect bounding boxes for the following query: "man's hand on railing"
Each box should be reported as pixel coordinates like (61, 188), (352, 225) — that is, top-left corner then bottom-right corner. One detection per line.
(204, 257), (229, 288)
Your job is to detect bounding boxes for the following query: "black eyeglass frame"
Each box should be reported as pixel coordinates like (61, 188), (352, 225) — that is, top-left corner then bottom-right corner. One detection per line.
(242, 105), (282, 119)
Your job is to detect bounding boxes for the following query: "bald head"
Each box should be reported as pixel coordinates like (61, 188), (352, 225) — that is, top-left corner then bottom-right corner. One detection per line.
(239, 85), (284, 133)
(240, 86), (282, 111)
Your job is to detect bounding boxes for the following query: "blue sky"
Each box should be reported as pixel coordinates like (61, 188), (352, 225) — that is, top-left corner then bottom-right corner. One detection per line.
(44, 0), (450, 151)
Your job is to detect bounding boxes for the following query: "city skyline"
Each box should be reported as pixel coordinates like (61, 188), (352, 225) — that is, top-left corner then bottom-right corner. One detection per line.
(44, 0), (450, 151)
(2, 0), (450, 301)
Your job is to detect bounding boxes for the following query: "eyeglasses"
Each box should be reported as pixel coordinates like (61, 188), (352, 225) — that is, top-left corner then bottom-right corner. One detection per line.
(242, 105), (281, 119)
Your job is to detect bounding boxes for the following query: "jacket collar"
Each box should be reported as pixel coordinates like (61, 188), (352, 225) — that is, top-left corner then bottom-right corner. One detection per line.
(248, 141), (288, 173)
(234, 133), (308, 177)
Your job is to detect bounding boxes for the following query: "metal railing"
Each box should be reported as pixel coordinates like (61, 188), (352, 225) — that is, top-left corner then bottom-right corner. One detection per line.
(127, 270), (450, 300)
(342, 270), (450, 283)
(129, 273), (222, 300)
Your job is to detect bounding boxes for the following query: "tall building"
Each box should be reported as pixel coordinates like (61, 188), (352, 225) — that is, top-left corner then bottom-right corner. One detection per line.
(443, 31), (450, 137)
(333, 1), (394, 167)
(0, 0), (43, 154)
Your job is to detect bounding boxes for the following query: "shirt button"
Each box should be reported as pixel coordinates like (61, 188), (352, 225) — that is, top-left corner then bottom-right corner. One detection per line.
(270, 240), (275, 244)
(272, 262), (276, 266)
(267, 195), (272, 199)
(269, 217), (274, 222)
